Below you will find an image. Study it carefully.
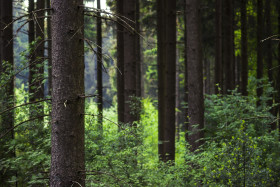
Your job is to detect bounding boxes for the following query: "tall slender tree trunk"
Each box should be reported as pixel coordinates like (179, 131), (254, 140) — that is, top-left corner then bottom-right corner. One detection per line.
(186, 0), (204, 152)
(276, 1), (280, 130)
(175, 39), (180, 141)
(0, 0), (15, 184)
(223, 0), (235, 93)
(123, 0), (137, 124)
(47, 0), (52, 96)
(97, 0), (103, 131)
(256, 0), (264, 107)
(215, 0), (223, 94)
(241, 0), (248, 96)
(157, 0), (176, 161)
(29, 0), (45, 122)
(184, 0), (189, 142)
(50, 0), (85, 186)
(117, 0), (125, 124)
(136, 0), (142, 100)
(264, 0), (275, 130)
(28, 0), (35, 98)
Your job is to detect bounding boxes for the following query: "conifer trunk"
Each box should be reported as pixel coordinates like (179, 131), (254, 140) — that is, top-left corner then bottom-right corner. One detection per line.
(241, 0), (248, 96)
(157, 0), (176, 161)
(97, 0), (103, 129)
(186, 0), (204, 152)
(256, 0), (264, 106)
(50, 0), (85, 186)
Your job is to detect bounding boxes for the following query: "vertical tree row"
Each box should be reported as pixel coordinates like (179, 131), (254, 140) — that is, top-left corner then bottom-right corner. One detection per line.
(50, 0), (85, 185)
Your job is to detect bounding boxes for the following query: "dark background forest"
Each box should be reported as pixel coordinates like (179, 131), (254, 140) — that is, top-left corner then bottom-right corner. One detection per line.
(0, 0), (280, 186)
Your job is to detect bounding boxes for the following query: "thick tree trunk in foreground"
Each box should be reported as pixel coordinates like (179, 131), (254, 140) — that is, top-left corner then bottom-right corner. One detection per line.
(186, 0), (204, 152)
(50, 0), (85, 186)
(256, 0), (264, 107)
(0, 0), (15, 184)
(157, 0), (176, 161)
(97, 0), (103, 130)
(241, 0), (248, 96)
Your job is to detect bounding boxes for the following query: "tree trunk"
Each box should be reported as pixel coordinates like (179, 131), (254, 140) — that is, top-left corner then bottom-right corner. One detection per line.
(215, 0), (223, 94)
(123, 0), (137, 124)
(256, 0), (264, 107)
(223, 0), (235, 93)
(186, 0), (204, 152)
(47, 0), (52, 96)
(29, 0), (45, 121)
(117, 0), (125, 124)
(277, 0), (280, 129)
(50, 0), (85, 186)
(97, 0), (103, 131)
(0, 0), (15, 184)
(157, 0), (176, 161)
(184, 0), (188, 142)
(28, 0), (35, 98)
(264, 0), (275, 130)
(241, 0), (248, 96)
(136, 0), (142, 100)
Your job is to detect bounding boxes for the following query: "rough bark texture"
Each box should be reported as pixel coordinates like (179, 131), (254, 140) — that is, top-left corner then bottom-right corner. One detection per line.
(0, 0), (15, 184)
(50, 0), (85, 186)
(47, 0), (52, 96)
(186, 0), (204, 152)
(241, 0), (248, 96)
(117, 0), (125, 123)
(97, 0), (103, 129)
(256, 0), (264, 107)
(157, 0), (176, 161)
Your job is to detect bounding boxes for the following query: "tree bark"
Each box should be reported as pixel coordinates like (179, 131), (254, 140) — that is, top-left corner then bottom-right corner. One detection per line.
(184, 0), (189, 142)
(97, 0), (103, 131)
(256, 0), (264, 107)
(215, 0), (223, 94)
(136, 0), (142, 100)
(223, 0), (235, 93)
(277, 0), (280, 129)
(186, 0), (204, 152)
(47, 0), (52, 96)
(0, 0), (15, 184)
(50, 0), (85, 186)
(117, 0), (125, 123)
(157, 0), (176, 161)
(241, 0), (248, 96)
(123, 0), (138, 124)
